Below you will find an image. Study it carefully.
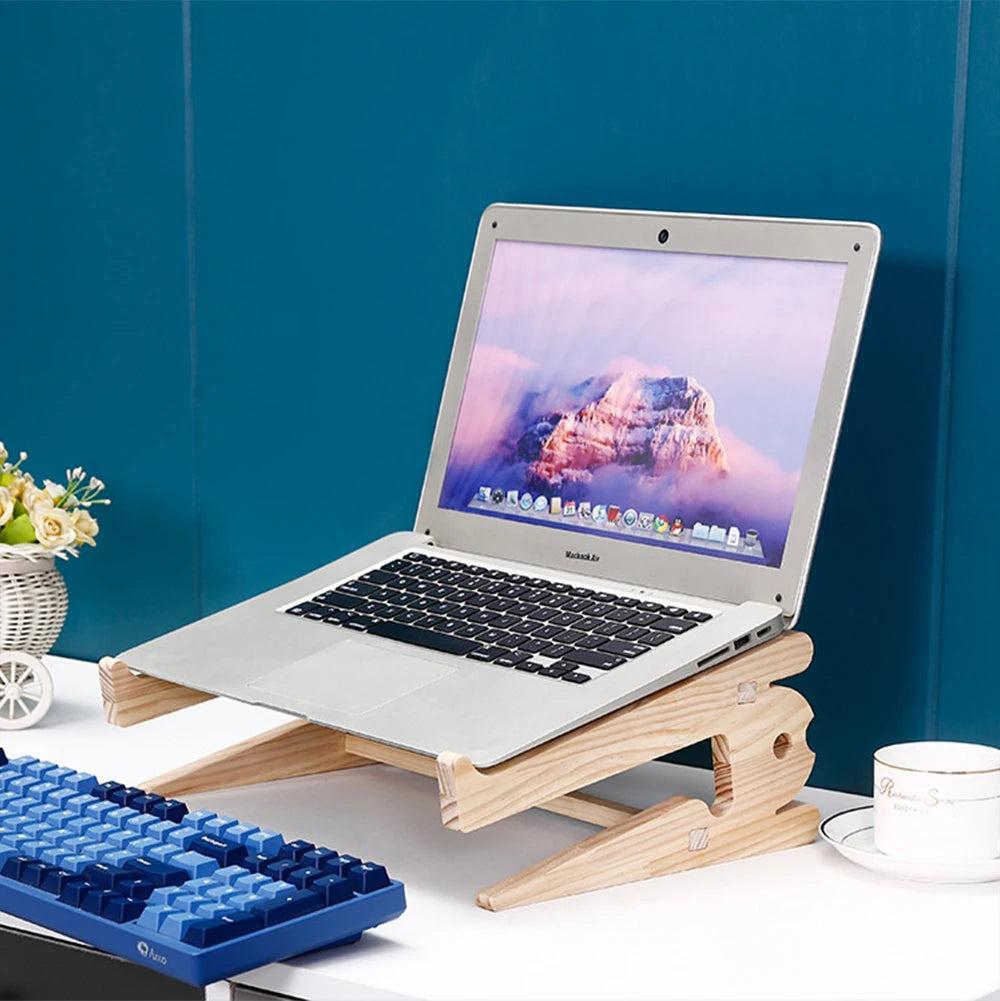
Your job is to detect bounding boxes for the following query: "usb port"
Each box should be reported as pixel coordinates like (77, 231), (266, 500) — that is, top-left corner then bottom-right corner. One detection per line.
(734, 634), (750, 651)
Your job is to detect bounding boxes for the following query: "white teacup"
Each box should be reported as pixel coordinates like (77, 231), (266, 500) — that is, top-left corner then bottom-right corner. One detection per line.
(873, 741), (1000, 862)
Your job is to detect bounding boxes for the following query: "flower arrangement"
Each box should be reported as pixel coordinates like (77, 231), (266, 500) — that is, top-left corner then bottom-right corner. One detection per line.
(0, 441), (110, 559)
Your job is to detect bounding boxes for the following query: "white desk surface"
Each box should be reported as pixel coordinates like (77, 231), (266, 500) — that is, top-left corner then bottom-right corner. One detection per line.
(2, 656), (997, 1001)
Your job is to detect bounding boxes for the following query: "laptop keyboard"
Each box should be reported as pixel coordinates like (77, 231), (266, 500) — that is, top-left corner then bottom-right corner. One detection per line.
(284, 551), (713, 684)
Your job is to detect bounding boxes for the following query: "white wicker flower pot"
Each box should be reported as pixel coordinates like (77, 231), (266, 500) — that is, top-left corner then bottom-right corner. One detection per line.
(0, 548), (67, 728)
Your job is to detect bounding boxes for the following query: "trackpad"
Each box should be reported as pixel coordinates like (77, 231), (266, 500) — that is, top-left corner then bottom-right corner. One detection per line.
(246, 639), (457, 716)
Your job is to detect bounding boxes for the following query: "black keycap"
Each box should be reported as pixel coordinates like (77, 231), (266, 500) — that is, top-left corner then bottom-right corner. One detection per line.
(526, 578), (549, 588)
(500, 584), (530, 598)
(592, 592), (616, 602)
(507, 574), (529, 584)
(421, 568), (447, 582)
(456, 623), (487, 638)
(304, 609), (327, 621)
(409, 596), (437, 611)
(551, 612), (582, 627)
(552, 629), (586, 645)
(368, 619), (480, 655)
(539, 664), (572, 677)
(441, 572), (474, 586)
(321, 609), (348, 625)
(423, 555), (447, 566)
(561, 672), (592, 684)
(539, 642), (573, 659)
(530, 623), (563, 639)
(495, 633), (522, 648)
(612, 596), (639, 607)
(403, 580), (434, 595)
(189, 834), (249, 867)
(486, 569), (511, 580)
(478, 580), (507, 594)
(426, 585), (456, 599)
(509, 620), (536, 635)
(563, 649), (627, 670)
(648, 616), (697, 634)
(639, 630), (673, 646)
(477, 628), (508, 644)
(466, 646), (506, 662)
(495, 651), (531, 667)
(466, 593), (496, 608)
(427, 601), (461, 616)
(518, 638), (552, 654)
(470, 609), (499, 624)
(639, 601), (669, 613)
(412, 614), (445, 630)
(337, 580), (378, 597)
(618, 626), (649, 641)
(514, 661), (544, 672)
(434, 619), (463, 633)
(527, 607), (558, 621)
(381, 559), (413, 572)
(523, 588), (549, 603)
(576, 633), (608, 649)
(391, 609), (425, 624)
(285, 602), (320, 617)
(356, 600), (391, 617)
(628, 612), (660, 627)
(492, 615), (521, 631)
(343, 615), (378, 631)
(368, 588), (396, 602)
(563, 598), (597, 614)
(547, 581), (571, 593)
(663, 605), (688, 617)
(684, 611), (713, 622)
(451, 589), (478, 605)
(486, 597), (517, 612)
(605, 607), (638, 622)
(569, 587), (595, 597)
(314, 591), (363, 611)
(383, 590), (413, 606)
(360, 569), (395, 585)
(541, 593), (571, 608)
(595, 621), (626, 636)
(597, 640), (651, 658)
(577, 616), (605, 632)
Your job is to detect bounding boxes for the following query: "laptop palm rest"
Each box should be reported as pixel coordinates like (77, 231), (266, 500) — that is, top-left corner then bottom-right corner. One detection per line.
(247, 639), (456, 716)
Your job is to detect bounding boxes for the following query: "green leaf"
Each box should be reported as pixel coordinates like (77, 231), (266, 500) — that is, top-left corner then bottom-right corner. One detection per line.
(0, 472), (12, 487)
(12, 500), (26, 519)
(0, 513), (36, 544)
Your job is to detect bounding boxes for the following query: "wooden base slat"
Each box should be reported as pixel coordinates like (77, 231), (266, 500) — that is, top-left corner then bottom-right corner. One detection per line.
(101, 631), (820, 910)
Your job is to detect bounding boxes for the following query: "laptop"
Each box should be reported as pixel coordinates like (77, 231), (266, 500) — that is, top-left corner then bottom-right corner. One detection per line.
(118, 204), (880, 768)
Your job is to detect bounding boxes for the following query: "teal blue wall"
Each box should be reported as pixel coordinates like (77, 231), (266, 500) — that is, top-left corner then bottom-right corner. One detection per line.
(1, 1), (995, 791)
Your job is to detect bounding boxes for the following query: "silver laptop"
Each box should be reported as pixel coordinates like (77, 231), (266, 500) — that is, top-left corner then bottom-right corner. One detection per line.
(118, 204), (880, 768)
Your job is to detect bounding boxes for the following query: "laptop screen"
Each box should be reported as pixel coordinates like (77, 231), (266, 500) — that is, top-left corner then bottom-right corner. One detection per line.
(437, 239), (847, 569)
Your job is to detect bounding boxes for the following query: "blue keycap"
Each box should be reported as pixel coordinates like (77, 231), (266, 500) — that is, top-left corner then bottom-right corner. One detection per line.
(118, 877), (155, 900)
(65, 816), (96, 836)
(8, 777), (39, 797)
(57, 880), (94, 907)
(21, 840), (51, 857)
(20, 861), (57, 887)
(129, 793), (164, 815)
(287, 866), (323, 890)
(324, 854), (361, 877)
(226, 823), (259, 845)
(60, 854), (93, 874)
(148, 844), (184, 865)
(202, 815), (238, 838)
(312, 874), (353, 906)
(39, 847), (72, 868)
(26, 804), (58, 823)
(7, 757), (38, 773)
(205, 885), (239, 905)
(166, 827), (200, 850)
(83, 863), (133, 889)
(189, 834), (247, 867)
(146, 820), (176, 843)
(252, 889), (323, 926)
(25, 761), (56, 780)
(45, 788), (78, 811)
(172, 893), (205, 913)
(194, 901), (234, 920)
(257, 880), (295, 900)
(91, 781), (125, 801)
(173, 852), (218, 879)
(125, 814), (158, 836)
(228, 892), (264, 912)
(40, 868), (78, 895)
(214, 865), (250, 886)
(159, 911), (200, 940)
(45, 766), (75, 787)
(84, 801), (116, 822)
(234, 872), (270, 894)
(183, 911), (264, 947)
(107, 807), (140, 830)
(107, 830), (139, 852)
(108, 787), (145, 809)
(7, 798), (34, 815)
(244, 829), (283, 856)
(21, 822), (52, 840)
(126, 857), (189, 887)
(181, 809), (216, 831)
(244, 853), (277, 874)
(278, 839), (314, 863)
(66, 794), (96, 816)
(47, 809), (77, 829)
(1, 834), (32, 853)
(131, 837), (159, 857)
(104, 896), (145, 923)
(62, 772), (97, 794)
(136, 904), (178, 932)
(349, 863), (391, 894)
(100, 849), (136, 868)
(0, 791), (18, 808)
(302, 847), (339, 870)
(264, 859), (300, 883)
(183, 877), (218, 896)
(62, 835), (92, 855)
(29, 782), (58, 802)
(46, 828), (77, 847)
(148, 798), (187, 823)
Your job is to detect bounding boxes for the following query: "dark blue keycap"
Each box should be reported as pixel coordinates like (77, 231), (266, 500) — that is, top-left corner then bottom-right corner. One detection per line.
(148, 798), (187, 823)
(108, 786), (145, 808)
(189, 834), (247, 867)
(278, 840), (315, 863)
(129, 793), (164, 815)
(323, 854), (361, 877)
(57, 879), (93, 907)
(301, 847), (338, 870)
(0, 749), (6, 767)
(244, 853), (277, 874)
(21, 862), (58, 888)
(264, 859), (300, 883)
(40, 868), (78, 895)
(349, 863), (391, 894)
(1, 855), (36, 880)
(126, 857), (188, 887)
(118, 877), (156, 900)
(182, 911), (264, 946)
(311, 874), (353, 906)
(81, 887), (122, 915)
(103, 895), (145, 923)
(287, 866), (323, 889)
(251, 889), (323, 926)
(83, 863), (132, 889)
(90, 781), (124, 801)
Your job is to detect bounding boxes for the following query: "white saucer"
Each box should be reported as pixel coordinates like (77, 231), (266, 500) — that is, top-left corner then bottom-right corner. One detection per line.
(820, 806), (1000, 884)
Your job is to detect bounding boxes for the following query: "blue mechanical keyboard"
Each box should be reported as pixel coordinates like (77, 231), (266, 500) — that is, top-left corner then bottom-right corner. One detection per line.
(0, 748), (406, 986)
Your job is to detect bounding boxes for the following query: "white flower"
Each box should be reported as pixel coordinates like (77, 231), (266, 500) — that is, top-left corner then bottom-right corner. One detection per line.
(30, 505), (76, 549)
(70, 508), (99, 547)
(43, 479), (67, 501)
(5, 475), (27, 502)
(0, 442), (6, 465)
(88, 476), (105, 492)
(0, 487), (12, 527)
(22, 483), (54, 512)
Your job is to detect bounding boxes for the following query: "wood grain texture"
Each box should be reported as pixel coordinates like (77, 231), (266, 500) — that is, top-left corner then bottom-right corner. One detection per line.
(98, 657), (215, 727)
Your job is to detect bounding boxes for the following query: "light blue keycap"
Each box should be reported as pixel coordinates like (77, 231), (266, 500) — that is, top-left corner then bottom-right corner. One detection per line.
(0, 769), (20, 792)
(195, 902), (235, 920)
(232, 872), (268, 896)
(25, 761), (56, 779)
(67, 817), (98, 836)
(45, 789), (78, 811)
(148, 844), (184, 865)
(205, 886), (239, 905)
(29, 782), (58, 802)
(8, 777), (38, 796)
(60, 854), (92, 874)
(8, 798), (34, 814)
(107, 830), (139, 851)
(66, 794), (94, 816)
(106, 807), (139, 829)
(39, 846), (72, 868)
(62, 772), (97, 794)
(101, 849), (135, 867)
(2, 834), (32, 853)
(228, 892), (264, 912)
(227, 823), (259, 845)
(48, 810), (77, 829)
(214, 865), (250, 887)
(136, 905), (177, 932)
(7, 757), (38, 773)
(9, 815), (36, 834)
(183, 877), (218, 896)
(130, 837), (158, 857)
(148, 886), (185, 908)
(201, 815), (238, 838)
(174, 851), (218, 879)
(258, 880), (295, 900)
(26, 804), (58, 823)
(46, 828), (78, 847)
(125, 814), (158, 836)
(172, 893), (204, 913)
(90, 822), (118, 842)
(20, 822), (51, 840)
(21, 840), (49, 856)
(85, 801), (116, 822)
(159, 912), (200, 940)
(61, 835), (92, 854)
(0, 791), (18, 808)
(245, 829), (283, 856)
(166, 827), (199, 850)
(146, 820), (176, 843)
(45, 766), (75, 787)
(181, 809), (216, 831)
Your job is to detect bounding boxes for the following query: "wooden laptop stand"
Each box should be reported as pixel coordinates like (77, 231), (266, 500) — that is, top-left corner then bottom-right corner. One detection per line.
(98, 631), (820, 910)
